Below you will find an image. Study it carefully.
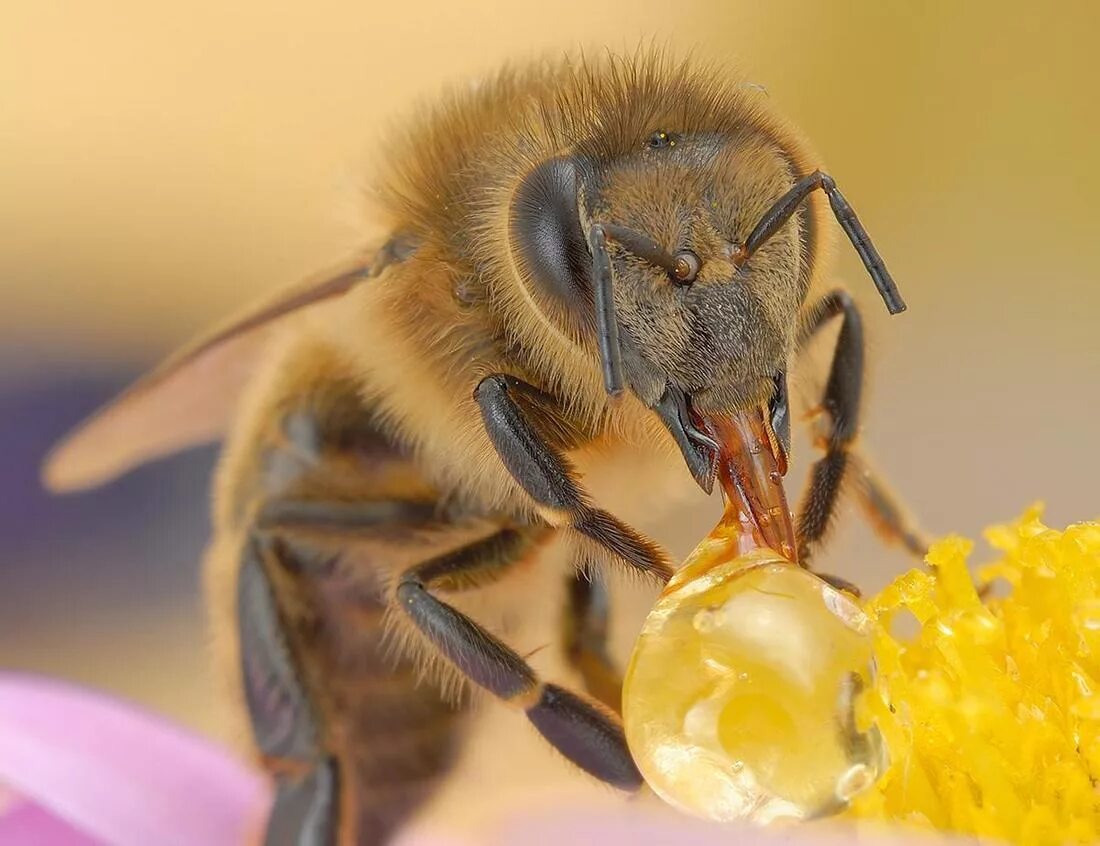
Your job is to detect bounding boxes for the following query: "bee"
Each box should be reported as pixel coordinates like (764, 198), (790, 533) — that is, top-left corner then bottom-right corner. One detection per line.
(44, 50), (929, 844)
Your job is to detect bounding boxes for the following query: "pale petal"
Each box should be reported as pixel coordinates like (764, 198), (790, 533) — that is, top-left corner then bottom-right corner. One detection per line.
(0, 674), (270, 846)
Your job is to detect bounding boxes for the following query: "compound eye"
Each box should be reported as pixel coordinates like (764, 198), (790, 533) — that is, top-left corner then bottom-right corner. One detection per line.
(671, 250), (700, 286)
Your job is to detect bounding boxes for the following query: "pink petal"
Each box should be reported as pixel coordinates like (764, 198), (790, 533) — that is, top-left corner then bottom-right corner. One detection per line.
(489, 806), (961, 846)
(0, 794), (101, 845)
(0, 675), (963, 846)
(0, 673), (270, 846)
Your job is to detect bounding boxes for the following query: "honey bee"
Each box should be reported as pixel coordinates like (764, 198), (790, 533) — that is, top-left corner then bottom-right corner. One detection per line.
(44, 50), (928, 844)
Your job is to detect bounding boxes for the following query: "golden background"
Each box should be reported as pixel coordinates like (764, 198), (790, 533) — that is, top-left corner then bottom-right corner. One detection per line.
(3, 0), (1098, 833)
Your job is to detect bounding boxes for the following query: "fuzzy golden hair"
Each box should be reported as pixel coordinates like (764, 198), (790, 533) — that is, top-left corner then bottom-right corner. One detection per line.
(372, 49), (829, 424)
(42, 49), (851, 845)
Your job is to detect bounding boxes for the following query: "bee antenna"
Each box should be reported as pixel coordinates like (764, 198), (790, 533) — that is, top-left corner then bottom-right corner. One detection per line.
(588, 225), (626, 395)
(737, 170), (907, 315)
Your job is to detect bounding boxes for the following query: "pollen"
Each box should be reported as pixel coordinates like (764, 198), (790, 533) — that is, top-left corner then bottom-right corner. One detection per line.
(849, 505), (1100, 843)
(625, 504), (1100, 844)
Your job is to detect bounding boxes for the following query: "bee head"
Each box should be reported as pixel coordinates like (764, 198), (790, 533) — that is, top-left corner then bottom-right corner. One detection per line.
(509, 128), (902, 493)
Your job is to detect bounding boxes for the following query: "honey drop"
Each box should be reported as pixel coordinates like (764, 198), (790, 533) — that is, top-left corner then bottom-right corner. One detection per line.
(622, 411), (885, 823)
(623, 540), (887, 823)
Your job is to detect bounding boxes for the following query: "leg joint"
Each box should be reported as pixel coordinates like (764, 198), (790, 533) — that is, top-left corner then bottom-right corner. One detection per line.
(473, 372), (511, 403)
(394, 573), (425, 606)
(830, 287), (856, 314)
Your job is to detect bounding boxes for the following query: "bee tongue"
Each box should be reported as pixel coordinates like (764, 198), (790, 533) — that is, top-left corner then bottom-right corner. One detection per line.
(699, 408), (798, 563)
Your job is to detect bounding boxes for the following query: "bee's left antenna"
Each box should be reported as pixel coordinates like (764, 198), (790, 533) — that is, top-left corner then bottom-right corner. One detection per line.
(588, 225), (625, 395)
(736, 170), (907, 315)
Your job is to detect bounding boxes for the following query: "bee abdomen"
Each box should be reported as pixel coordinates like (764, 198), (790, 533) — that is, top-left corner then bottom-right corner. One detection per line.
(224, 369), (487, 843)
(332, 599), (467, 842)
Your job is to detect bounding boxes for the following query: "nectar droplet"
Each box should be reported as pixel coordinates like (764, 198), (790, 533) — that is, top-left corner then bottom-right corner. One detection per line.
(623, 541), (887, 823)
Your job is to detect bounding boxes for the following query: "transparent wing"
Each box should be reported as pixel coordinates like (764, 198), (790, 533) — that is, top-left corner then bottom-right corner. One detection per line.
(42, 244), (405, 492)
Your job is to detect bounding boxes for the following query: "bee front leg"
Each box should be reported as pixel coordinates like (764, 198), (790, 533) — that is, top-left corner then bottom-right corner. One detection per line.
(474, 373), (673, 583)
(796, 289), (930, 567)
(395, 531), (642, 790)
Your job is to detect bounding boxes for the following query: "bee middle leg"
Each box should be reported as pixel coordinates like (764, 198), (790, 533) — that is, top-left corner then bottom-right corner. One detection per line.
(562, 566), (622, 714)
(795, 289), (930, 572)
(395, 529), (643, 791)
(474, 373), (673, 583)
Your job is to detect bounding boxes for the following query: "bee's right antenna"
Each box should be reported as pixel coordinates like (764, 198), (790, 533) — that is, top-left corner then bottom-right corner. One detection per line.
(588, 224), (626, 396)
(735, 170), (907, 315)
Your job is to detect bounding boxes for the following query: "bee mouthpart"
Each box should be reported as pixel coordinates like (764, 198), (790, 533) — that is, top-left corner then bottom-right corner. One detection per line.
(699, 407), (799, 563)
(652, 385), (719, 494)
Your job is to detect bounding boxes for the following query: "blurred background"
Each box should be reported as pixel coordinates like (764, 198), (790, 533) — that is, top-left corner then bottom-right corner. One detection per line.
(3, 0), (1099, 835)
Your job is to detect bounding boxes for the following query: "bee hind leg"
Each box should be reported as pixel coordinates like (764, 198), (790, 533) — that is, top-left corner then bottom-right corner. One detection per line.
(795, 289), (930, 575)
(237, 535), (342, 845)
(474, 373), (673, 584)
(395, 529), (642, 791)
